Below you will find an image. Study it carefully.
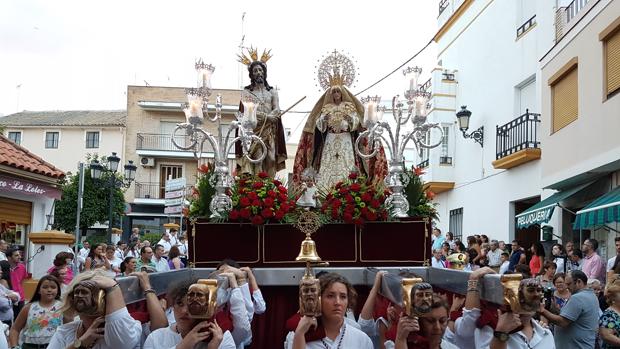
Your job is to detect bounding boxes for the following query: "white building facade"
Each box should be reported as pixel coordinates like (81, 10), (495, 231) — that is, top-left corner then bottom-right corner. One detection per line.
(423, 0), (557, 247)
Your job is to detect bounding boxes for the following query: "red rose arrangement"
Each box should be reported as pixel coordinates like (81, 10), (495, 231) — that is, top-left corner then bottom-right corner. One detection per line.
(228, 172), (295, 225)
(321, 172), (389, 225)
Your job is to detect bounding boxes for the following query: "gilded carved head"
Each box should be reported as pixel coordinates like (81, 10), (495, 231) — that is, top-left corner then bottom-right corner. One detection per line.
(402, 278), (433, 317)
(70, 280), (105, 317)
(187, 279), (218, 320)
(299, 277), (321, 317)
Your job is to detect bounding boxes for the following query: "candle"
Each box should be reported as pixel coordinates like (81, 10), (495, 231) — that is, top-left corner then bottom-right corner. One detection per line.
(365, 101), (377, 123)
(409, 78), (415, 91)
(190, 99), (201, 116)
(243, 101), (257, 126)
(201, 69), (212, 89)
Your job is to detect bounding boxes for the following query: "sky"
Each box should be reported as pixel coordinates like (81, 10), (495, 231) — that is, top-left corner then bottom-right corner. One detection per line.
(0, 0), (439, 136)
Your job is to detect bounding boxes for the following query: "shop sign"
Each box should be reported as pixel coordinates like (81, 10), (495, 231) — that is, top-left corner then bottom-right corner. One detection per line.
(516, 207), (552, 228)
(0, 175), (61, 199)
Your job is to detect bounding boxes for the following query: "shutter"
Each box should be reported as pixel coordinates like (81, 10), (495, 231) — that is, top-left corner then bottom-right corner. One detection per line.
(607, 29), (620, 96)
(0, 197), (32, 225)
(552, 67), (578, 133)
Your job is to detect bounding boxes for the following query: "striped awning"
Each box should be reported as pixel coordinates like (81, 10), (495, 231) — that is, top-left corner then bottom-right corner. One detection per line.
(516, 182), (593, 228)
(573, 186), (620, 229)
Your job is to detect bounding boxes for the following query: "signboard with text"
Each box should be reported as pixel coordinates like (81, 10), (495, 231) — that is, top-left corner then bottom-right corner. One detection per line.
(165, 177), (186, 216)
(0, 175), (61, 199)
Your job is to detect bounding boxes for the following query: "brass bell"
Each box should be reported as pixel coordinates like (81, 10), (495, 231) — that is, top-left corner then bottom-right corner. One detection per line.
(296, 236), (322, 262)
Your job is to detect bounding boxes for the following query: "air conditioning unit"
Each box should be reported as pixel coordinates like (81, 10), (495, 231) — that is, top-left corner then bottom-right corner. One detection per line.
(140, 157), (155, 167)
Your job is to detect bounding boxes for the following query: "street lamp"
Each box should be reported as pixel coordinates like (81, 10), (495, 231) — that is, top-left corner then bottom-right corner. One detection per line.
(89, 152), (137, 241)
(456, 105), (484, 147)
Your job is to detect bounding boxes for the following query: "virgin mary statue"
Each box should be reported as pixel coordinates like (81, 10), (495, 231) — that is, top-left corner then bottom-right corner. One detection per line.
(293, 50), (387, 190)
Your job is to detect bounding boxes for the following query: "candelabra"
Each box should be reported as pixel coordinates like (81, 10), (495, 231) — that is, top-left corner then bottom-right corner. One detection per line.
(355, 67), (443, 217)
(171, 59), (267, 218)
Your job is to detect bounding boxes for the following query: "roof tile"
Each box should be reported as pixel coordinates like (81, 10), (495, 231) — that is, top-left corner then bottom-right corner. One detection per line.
(0, 135), (65, 179)
(0, 110), (126, 127)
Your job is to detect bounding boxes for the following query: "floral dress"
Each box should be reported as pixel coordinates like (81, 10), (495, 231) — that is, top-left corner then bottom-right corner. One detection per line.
(21, 300), (63, 345)
(599, 308), (620, 349)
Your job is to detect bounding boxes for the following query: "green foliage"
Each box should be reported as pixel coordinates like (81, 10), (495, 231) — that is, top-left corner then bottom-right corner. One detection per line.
(85, 233), (108, 246)
(403, 166), (439, 221)
(188, 163), (216, 219)
(53, 155), (126, 235)
(142, 233), (161, 246)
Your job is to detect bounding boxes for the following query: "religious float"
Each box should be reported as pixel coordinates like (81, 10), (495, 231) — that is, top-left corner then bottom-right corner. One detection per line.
(114, 49), (521, 348)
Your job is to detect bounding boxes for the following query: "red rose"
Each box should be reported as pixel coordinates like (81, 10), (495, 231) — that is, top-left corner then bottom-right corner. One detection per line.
(343, 212), (353, 223)
(253, 182), (263, 189)
(261, 208), (273, 218)
(426, 191), (436, 200)
(251, 215), (264, 225)
(344, 204), (355, 213)
(273, 180), (282, 186)
(279, 193), (288, 202)
(345, 195), (354, 204)
(264, 197), (275, 207)
(280, 203), (289, 212)
(274, 210), (285, 220)
(370, 199), (381, 209)
(240, 197), (251, 207)
(339, 188), (347, 195)
(248, 192), (258, 200)
(326, 193), (333, 201)
(240, 208), (251, 219)
(251, 199), (261, 207)
(361, 193), (372, 202)
(239, 179), (246, 186)
(335, 182), (343, 189)
(198, 163), (210, 174)
(258, 172), (269, 179)
(348, 172), (358, 180)
(381, 211), (388, 220)
(238, 187), (246, 194)
(278, 185), (288, 193)
(333, 200), (342, 208)
(360, 207), (369, 215)
(267, 190), (277, 198)
(353, 218), (363, 226)
(366, 211), (377, 221)
(229, 210), (240, 220)
(350, 183), (361, 192)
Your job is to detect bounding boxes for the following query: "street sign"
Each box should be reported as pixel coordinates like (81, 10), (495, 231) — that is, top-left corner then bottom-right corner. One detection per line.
(164, 206), (183, 214)
(165, 198), (184, 207)
(165, 189), (185, 199)
(165, 178), (187, 191)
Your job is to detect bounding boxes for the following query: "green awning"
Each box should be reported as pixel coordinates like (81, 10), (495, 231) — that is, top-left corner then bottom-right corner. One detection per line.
(516, 182), (593, 228)
(573, 186), (620, 229)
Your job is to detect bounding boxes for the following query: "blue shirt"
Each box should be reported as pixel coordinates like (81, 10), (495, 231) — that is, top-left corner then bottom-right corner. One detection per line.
(508, 250), (522, 272)
(432, 235), (445, 251)
(555, 288), (600, 349)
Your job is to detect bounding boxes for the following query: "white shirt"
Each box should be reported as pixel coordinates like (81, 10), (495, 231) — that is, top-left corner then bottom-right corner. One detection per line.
(432, 257), (447, 268)
(229, 287), (252, 349)
(252, 289), (266, 315)
(47, 308), (142, 349)
(0, 251), (6, 261)
(499, 260), (510, 274)
(157, 239), (172, 254)
(453, 308), (479, 349)
(487, 249), (502, 267)
(169, 233), (179, 247)
(143, 325), (235, 349)
(178, 241), (188, 256)
(114, 248), (124, 260)
(475, 319), (555, 348)
(284, 323), (373, 349)
(607, 255), (617, 271)
(151, 256), (170, 272)
(385, 340), (458, 349)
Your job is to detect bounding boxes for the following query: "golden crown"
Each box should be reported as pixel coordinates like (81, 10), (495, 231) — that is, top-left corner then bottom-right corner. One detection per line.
(237, 47), (272, 66)
(328, 67), (344, 87)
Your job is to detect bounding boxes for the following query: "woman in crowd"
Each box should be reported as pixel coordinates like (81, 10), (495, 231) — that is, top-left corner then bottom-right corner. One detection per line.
(48, 267), (70, 294)
(551, 243), (567, 274)
(0, 260), (11, 289)
(47, 251), (74, 285)
(0, 266), (18, 327)
(125, 241), (140, 259)
(553, 273), (571, 310)
(537, 261), (557, 289)
(529, 241), (545, 275)
(9, 275), (63, 348)
(287, 272), (373, 348)
(445, 232), (456, 250)
(84, 243), (110, 271)
(168, 246), (185, 270)
(599, 281), (620, 348)
(480, 234), (489, 244)
(467, 236), (482, 265)
(119, 256), (137, 276)
(394, 295), (459, 349)
(454, 241), (466, 254)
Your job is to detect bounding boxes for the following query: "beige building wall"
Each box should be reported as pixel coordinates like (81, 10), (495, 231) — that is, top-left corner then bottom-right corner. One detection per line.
(540, 0), (620, 188)
(3, 126), (126, 173)
(124, 85), (241, 202)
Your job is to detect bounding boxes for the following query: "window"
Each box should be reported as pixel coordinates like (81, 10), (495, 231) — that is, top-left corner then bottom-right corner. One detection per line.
(549, 59), (578, 133)
(159, 165), (183, 198)
(449, 208), (463, 241)
(85, 131), (99, 148)
(440, 126), (452, 165)
(7, 131), (21, 145)
(45, 132), (59, 149)
(602, 23), (620, 98)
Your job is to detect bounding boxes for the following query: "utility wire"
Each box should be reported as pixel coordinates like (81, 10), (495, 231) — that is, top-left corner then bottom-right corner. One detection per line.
(354, 38), (434, 97)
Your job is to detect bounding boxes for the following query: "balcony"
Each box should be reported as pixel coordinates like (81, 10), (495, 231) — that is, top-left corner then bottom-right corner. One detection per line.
(417, 159), (429, 169)
(492, 110), (541, 169)
(439, 156), (453, 165)
(136, 133), (236, 159)
(134, 181), (193, 204)
(555, 0), (590, 41)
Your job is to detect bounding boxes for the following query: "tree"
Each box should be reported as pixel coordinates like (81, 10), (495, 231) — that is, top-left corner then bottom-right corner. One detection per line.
(53, 158), (125, 235)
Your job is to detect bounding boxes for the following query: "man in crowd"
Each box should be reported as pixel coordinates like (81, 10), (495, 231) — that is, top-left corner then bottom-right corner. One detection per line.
(105, 245), (122, 277)
(130, 227), (141, 242)
(540, 270), (599, 348)
(565, 241), (575, 257)
(498, 241), (509, 254)
(157, 233), (172, 255)
(569, 248), (584, 271)
(7, 247), (27, 317)
(152, 244), (170, 272)
(78, 240), (90, 269)
(136, 246), (157, 272)
(499, 252), (510, 274)
(486, 240), (502, 271)
(431, 228), (445, 252)
(0, 240), (8, 261)
(606, 236), (620, 272)
(508, 240), (525, 272)
(431, 248), (446, 268)
(582, 238), (605, 282)
(115, 241), (126, 260)
(169, 228), (180, 247)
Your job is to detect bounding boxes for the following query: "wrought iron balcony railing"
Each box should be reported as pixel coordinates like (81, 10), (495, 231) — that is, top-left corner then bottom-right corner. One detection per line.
(517, 15), (536, 38)
(495, 110), (540, 160)
(417, 159), (429, 169)
(566, 0), (588, 22)
(439, 156), (453, 165)
(136, 133), (193, 152)
(135, 181), (193, 200)
(439, 0), (449, 15)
